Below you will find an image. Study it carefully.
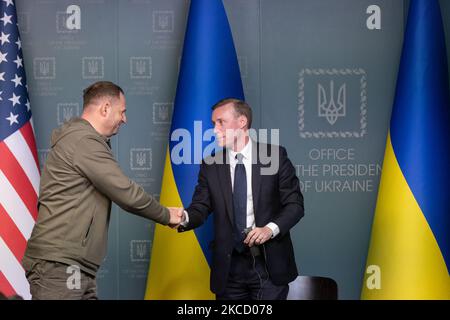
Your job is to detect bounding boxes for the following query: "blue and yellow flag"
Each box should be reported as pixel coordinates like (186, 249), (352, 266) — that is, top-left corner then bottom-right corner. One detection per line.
(145, 0), (244, 299)
(362, 0), (450, 299)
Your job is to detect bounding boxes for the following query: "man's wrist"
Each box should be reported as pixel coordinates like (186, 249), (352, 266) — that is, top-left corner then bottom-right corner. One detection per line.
(180, 209), (189, 226)
(266, 222), (280, 238)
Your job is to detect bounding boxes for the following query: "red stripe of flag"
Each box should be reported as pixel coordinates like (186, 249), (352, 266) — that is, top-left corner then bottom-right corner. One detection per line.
(0, 142), (38, 221)
(19, 121), (40, 174)
(0, 203), (28, 263)
(0, 271), (17, 298)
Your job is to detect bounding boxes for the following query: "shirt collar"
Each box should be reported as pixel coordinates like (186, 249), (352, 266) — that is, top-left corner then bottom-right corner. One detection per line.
(228, 138), (252, 162)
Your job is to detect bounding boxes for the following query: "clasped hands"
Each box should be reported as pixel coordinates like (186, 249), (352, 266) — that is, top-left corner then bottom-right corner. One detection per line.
(167, 207), (272, 246)
(167, 207), (185, 229)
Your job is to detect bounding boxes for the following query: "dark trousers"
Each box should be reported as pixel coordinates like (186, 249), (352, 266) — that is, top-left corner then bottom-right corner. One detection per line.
(25, 259), (97, 300)
(216, 249), (289, 300)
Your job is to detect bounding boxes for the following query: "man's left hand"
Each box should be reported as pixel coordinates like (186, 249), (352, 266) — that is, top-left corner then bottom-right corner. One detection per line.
(244, 226), (273, 247)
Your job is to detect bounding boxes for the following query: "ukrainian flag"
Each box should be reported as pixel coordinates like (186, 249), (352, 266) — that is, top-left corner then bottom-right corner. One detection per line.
(144, 0), (244, 299)
(362, 0), (450, 299)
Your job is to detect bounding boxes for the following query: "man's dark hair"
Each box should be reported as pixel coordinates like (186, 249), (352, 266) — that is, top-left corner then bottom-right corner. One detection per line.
(83, 81), (124, 109)
(212, 98), (252, 129)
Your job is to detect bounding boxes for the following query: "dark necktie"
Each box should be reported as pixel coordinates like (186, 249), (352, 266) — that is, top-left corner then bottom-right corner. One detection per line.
(232, 153), (247, 252)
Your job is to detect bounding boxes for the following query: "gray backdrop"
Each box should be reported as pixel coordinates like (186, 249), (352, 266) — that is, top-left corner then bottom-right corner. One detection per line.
(15, 0), (449, 299)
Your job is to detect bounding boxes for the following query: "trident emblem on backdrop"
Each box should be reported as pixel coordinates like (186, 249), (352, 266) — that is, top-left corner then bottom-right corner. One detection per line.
(135, 242), (147, 259)
(62, 106), (74, 122)
(39, 61), (50, 77)
(136, 152), (147, 167)
(318, 80), (346, 125)
(135, 60), (147, 75)
(87, 60), (99, 75)
(158, 105), (169, 121)
(158, 14), (169, 30)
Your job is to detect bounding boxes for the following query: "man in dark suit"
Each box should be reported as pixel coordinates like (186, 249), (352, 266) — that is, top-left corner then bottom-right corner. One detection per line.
(178, 98), (304, 300)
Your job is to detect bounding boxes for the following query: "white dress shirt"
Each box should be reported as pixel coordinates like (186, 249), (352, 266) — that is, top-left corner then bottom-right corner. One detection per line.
(183, 138), (279, 238)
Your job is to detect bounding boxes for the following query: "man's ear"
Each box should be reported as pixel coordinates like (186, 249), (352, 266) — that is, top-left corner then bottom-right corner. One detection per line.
(99, 101), (110, 117)
(238, 115), (248, 129)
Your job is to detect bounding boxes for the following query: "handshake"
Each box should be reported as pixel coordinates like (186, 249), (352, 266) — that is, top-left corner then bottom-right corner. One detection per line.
(167, 207), (186, 229)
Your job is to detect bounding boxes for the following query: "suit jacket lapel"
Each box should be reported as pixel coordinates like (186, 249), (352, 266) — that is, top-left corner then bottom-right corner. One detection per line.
(252, 142), (262, 218)
(216, 151), (234, 224)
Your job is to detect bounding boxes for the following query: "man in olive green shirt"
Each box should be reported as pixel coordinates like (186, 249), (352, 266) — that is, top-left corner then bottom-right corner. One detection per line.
(22, 81), (182, 300)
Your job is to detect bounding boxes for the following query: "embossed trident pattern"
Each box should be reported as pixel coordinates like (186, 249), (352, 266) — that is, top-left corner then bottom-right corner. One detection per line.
(318, 80), (346, 125)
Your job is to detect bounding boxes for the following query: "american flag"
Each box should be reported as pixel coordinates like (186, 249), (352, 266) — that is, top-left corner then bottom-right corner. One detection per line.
(0, 0), (39, 300)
